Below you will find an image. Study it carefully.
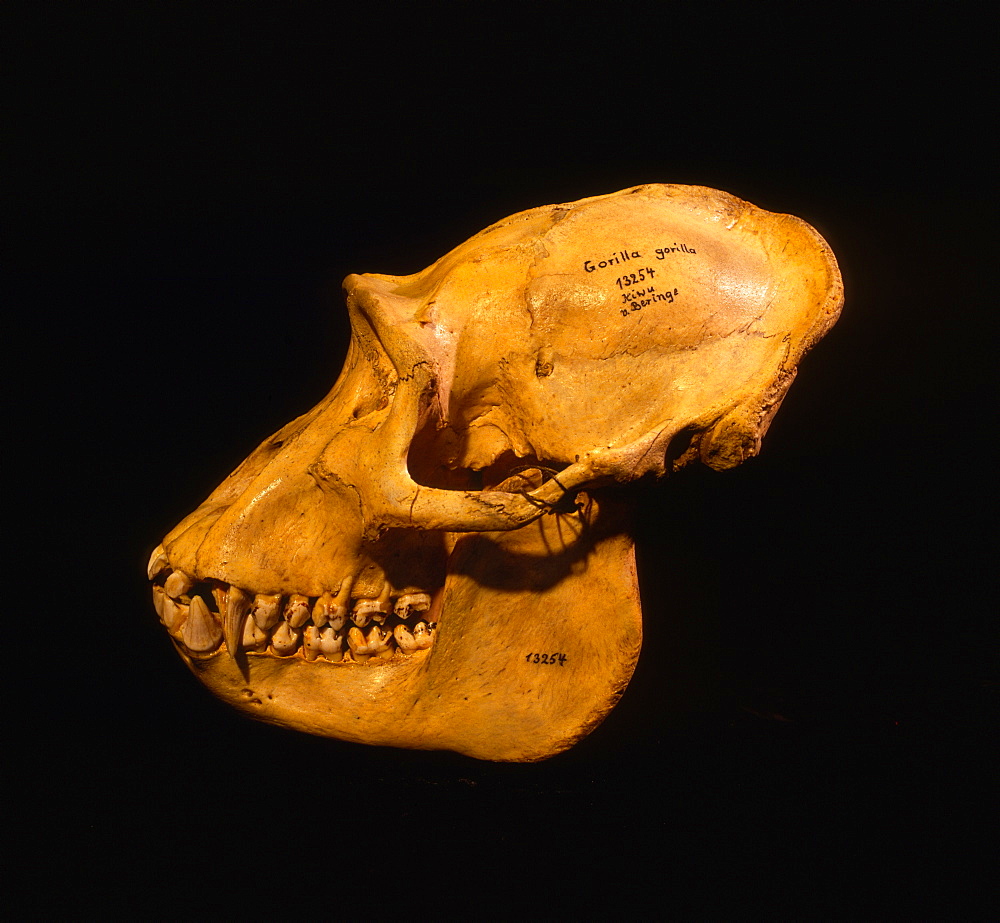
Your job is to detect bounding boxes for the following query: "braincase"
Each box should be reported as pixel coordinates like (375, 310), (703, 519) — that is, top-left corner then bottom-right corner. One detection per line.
(388, 185), (840, 466)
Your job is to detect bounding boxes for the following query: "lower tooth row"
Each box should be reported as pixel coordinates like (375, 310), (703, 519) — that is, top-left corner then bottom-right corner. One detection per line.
(153, 583), (436, 661)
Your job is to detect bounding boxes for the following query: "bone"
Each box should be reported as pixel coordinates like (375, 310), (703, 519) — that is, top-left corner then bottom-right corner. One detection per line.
(164, 570), (195, 599)
(147, 545), (170, 580)
(251, 593), (282, 630)
(271, 621), (302, 656)
(394, 592), (432, 618)
(223, 586), (253, 659)
(284, 594), (312, 628)
(182, 595), (223, 653)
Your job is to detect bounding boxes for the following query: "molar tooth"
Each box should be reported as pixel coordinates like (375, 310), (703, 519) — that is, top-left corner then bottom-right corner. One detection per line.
(412, 621), (434, 650)
(284, 594), (311, 629)
(251, 593), (281, 630)
(182, 595), (223, 652)
(147, 545), (169, 580)
(303, 625), (323, 661)
(394, 592), (432, 619)
(319, 626), (344, 661)
(393, 624), (419, 653)
(346, 626), (372, 660)
(312, 592), (347, 630)
(366, 625), (394, 659)
(352, 595), (389, 627)
(164, 570), (195, 599)
(271, 621), (302, 656)
(223, 586), (252, 659)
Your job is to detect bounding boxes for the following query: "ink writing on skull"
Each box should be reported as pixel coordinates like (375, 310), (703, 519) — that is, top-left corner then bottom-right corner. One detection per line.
(526, 652), (568, 666)
(583, 242), (695, 317)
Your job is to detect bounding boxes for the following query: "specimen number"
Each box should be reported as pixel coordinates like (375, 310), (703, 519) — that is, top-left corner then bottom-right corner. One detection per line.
(526, 652), (567, 666)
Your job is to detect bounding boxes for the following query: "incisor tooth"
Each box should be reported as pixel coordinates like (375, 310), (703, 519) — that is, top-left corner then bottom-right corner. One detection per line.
(147, 545), (169, 580)
(251, 594), (281, 630)
(223, 586), (252, 659)
(162, 597), (187, 632)
(271, 621), (301, 655)
(164, 570), (195, 599)
(152, 585), (167, 620)
(182, 595), (222, 652)
(285, 594), (311, 628)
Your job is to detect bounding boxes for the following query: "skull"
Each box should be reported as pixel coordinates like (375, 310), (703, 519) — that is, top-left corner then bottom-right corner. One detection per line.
(148, 184), (842, 761)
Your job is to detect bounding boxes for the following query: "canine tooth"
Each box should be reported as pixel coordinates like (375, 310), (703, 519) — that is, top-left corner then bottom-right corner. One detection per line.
(251, 593), (281, 630)
(394, 592), (432, 618)
(241, 614), (269, 651)
(285, 594), (311, 628)
(303, 625), (323, 661)
(147, 545), (169, 580)
(223, 586), (252, 659)
(164, 570), (195, 599)
(312, 592), (347, 630)
(271, 621), (302, 655)
(319, 626), (344, 661)
(152, 585), (167, 620)
(162, 597), (187, 632)
(182, 595), (223, 652)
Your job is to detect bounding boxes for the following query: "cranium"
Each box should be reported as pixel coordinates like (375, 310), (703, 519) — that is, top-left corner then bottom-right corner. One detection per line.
(148, 184), (842, 761)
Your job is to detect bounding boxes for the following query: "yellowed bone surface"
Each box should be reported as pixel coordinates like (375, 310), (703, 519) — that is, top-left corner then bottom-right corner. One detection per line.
(149, 184), (842, 761)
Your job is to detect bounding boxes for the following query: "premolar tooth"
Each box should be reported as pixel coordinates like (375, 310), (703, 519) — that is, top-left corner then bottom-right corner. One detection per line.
(312, 592), (347, 630)
(319, 626), (344, 661)
(223, 586), (252, 659)
(182, 595), (223, 652)
(303, 625), (323, 661)
(251, 594), (281, 630)
(147, 545), (169, 580)
(271, 621), (302, 656)
(241, 614), (269, 651)
(164, 570), (195, 599)
(285, 594), (311, 629)
(394, 592), (432, 619)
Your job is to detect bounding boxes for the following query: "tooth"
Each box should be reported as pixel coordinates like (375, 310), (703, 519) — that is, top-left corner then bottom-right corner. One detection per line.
(319, 626), (344, 661)
(312, 592), (347, 630)
(147, 545), (169, 580)
(223, 586), (252, 659)
(412, 621), (434, 650)
(347, 626), (371, 659)
(367, 625), (394, 659)
(241, 614), (269, 651)
(303, 625), (323, 661)
(394, 592), (432, 618)
(271, 621), (302, 656)
(152, 585), (167, 620)
(285, 594), (312, 628)
(182, 595), (223, 652)
(393, 624), (419, 653)
(251, 594), (281, 630)
(352, 595), (389, 627)
(164, 570), (195, 599)
(162, 597), (187, 632)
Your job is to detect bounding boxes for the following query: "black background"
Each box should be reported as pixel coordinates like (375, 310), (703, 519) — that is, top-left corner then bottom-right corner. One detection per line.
(11, 6), (994, 917)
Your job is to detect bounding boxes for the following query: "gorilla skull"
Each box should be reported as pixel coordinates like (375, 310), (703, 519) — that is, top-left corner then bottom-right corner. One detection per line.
(148, 184), (842, 761)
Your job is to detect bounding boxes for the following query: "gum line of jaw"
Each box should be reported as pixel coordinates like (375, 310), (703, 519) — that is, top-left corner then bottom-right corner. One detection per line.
(147, 546), (437, 664)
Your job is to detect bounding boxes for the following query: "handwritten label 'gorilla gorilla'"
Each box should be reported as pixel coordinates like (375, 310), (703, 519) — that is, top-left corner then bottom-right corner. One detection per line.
(581, 241), (697, 273)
